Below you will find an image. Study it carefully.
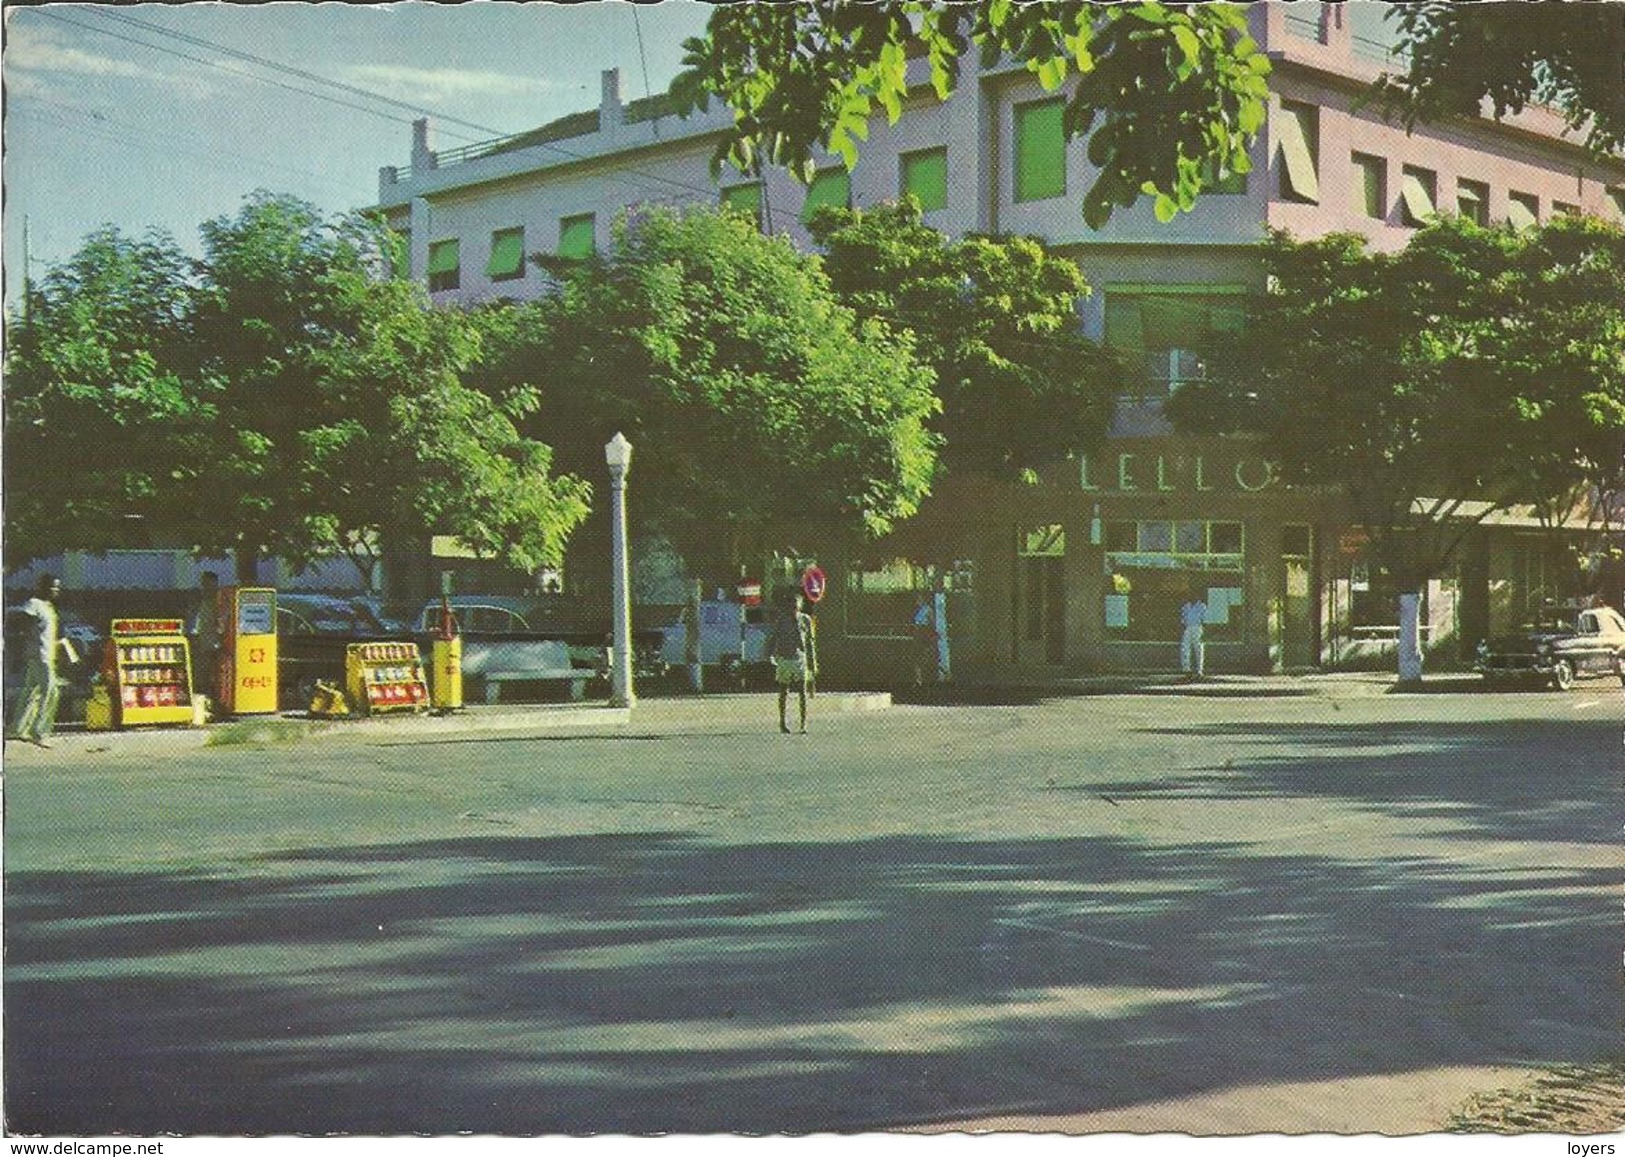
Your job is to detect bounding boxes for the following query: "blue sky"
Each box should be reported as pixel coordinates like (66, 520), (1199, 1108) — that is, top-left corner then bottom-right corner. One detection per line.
(3, 1), (714, 308)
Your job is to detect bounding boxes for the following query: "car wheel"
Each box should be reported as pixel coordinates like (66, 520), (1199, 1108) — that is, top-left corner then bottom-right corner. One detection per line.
(1551, 660), (1575, 691)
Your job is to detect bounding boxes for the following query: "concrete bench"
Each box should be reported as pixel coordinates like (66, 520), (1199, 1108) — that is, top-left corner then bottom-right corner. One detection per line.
(472, 640), (592, 704)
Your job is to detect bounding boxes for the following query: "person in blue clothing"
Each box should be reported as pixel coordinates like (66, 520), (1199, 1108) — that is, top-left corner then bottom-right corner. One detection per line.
(767, 590), (816, 734)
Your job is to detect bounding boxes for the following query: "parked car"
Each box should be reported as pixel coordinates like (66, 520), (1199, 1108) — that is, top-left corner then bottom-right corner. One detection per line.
(656, 599), (771, 677)
(414, 595), (668, 686)
(276, 593), (404, 710)
(412, 596), (537, 636)
(278, 593), (399, 636)
(1475, 605), (1625, 690)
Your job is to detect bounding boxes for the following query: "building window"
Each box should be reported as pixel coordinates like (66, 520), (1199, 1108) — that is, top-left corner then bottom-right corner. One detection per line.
(427, 239), (460, 292)
(900, 147), (948, 211)
(801, 167), (851, 223)
(486, 227), (526, 282)
(1276, 101), (1320, 204)
(1553, 201), (1580, 217)
(1400, 166), (1437, 226)
(843, 557), (969, 638)
(1014, 98), (1067, 203)
(558, 213), (595, 259)
(1456, 178), (1489, 225)
(1352, 153), (1386, 219)
(1104, 520), (1245, 641)
(1103, 288), (1248, 404)
(1508, 191), (1539, 229)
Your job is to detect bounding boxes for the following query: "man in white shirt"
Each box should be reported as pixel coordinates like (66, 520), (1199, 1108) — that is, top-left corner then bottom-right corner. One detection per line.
(9, 575), (64, 747)
(1179, 589), (1207, 680)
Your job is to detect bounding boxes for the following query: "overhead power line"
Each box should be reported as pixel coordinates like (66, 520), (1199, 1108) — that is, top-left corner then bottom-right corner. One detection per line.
(55, 6), (739, 205)
(33, 9), (485, 142)
(88, 7), (512, 140)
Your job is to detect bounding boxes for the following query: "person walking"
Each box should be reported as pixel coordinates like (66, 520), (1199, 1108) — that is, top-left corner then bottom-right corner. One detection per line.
(768, 591), (816, 734)
(9, 575), (65, 748)
(1179, 588), (1207, 680)
(911, 595), (936, 686)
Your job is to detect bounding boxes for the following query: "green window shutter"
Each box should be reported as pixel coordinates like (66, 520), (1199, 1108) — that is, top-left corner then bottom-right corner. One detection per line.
(558, 213), (595, 259)
(721, 182), (763, 223)
(1014, 99), (1066, 203)
(427, 239), (460, 290)
(427, 239), (460, 274)
(1276, 102), (1320, 203)
(486, 227), (525, 280)
(1352, 153), (1385, 218)
(901, 148), (948, 211)
(1103, 297), (1146, 353)
(1507, 193), (1539, 230)
(1400, 167), (1436, 226)
(802, 168), (850, 222)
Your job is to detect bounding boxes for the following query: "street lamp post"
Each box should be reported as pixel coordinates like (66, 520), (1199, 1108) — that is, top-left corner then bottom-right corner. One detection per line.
(604, 432), (635, 708)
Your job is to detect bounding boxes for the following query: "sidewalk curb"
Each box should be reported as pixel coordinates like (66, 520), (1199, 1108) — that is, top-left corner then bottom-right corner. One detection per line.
(20, 692), (895, 759)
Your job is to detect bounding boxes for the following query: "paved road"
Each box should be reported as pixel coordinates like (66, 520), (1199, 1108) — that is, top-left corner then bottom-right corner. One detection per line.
(4, 686), (1620, 1135)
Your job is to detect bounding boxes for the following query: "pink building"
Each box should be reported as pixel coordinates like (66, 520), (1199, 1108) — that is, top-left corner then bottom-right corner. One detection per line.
(375, 2), (1625, 678)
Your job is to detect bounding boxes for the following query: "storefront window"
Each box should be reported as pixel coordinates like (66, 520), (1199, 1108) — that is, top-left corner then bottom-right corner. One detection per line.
(1105, 520), (1245, 640)
(845, 558), (975, 639)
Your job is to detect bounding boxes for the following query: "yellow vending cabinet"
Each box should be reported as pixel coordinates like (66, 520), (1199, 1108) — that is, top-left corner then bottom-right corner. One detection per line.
(220, 587), (278, 716)
(346, 642), (430, 715)
(107, 619), (196, 728)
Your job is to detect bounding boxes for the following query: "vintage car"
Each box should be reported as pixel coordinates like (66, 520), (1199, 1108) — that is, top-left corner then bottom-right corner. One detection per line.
(1475, 605), (1625, 690)
(413, 595), (668, 686)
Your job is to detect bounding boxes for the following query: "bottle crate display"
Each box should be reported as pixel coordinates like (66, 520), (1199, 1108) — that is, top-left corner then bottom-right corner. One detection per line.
(108, 621), (196, 727)
(346, 641), (429, 714)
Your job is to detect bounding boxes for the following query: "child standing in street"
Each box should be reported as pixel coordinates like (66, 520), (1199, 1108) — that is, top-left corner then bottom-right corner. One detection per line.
(768, 591), (816, 734)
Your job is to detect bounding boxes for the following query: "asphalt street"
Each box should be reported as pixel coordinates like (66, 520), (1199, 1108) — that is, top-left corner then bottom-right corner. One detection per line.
(4, 684), (1621, 1135)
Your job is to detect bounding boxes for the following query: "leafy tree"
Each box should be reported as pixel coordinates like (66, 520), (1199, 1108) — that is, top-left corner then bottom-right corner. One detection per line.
(3, 227), (205, 569)
(481, 205), (939, 572)
(1376, 2), (1625, 157)
(178, 192), (590, 587)
(5, 193), (590, 589)
(1168, 216), (1625, 677)
(806, 197), (1119, 477)
(670, 0), (1270, 228)
(294, 270), (591, 589)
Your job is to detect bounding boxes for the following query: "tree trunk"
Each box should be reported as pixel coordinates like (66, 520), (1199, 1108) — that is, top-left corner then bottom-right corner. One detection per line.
(234, 544), (259, 585)
(1397, 591), (1424, 686)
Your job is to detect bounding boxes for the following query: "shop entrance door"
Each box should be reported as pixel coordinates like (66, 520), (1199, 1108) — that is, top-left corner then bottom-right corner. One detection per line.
(1280, 525), (1317, 669)
(1016, 525), (1067, 665)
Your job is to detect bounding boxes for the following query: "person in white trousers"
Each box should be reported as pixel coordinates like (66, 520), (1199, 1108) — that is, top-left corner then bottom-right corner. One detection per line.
(1179, 590), (1207, 679)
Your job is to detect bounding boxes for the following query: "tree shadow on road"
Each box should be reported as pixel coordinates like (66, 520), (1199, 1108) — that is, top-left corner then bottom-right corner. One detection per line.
(1112, 717), (1619, 847)
(7, 780), (1618, 1135)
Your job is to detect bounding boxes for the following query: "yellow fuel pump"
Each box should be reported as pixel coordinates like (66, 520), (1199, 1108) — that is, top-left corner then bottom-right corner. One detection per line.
(219, 587), (278, 716)
(429, 579), (463, 711)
